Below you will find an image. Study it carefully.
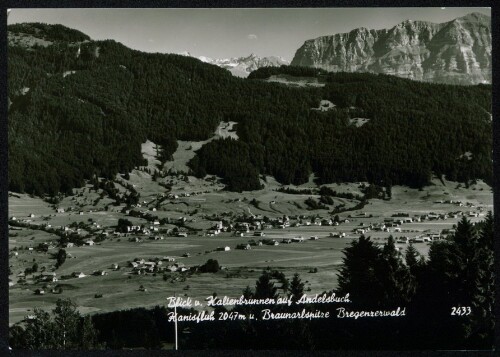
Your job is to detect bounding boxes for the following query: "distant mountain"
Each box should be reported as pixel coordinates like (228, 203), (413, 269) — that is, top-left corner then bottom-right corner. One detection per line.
(291, 12), (491, 85)
(179, 52), (289, 77)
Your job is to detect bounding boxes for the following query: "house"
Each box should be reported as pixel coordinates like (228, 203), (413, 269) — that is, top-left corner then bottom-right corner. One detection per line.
(29, 213), (35, 218)
(330, 232), (346, 238)
(34, 288), (45, 295)
(253, 231), (265, 237)
(166, 265), (178, 272)
(177, 232), (188, 238)
(129, 261), (139, 268)
(84, 240), (95, 246)
(263, 239), (279, 246)
(73, 272), (86, 278)
(65, 243), (74, 248)
(111, 263), (119, 270)
(310, 236), (319, 240)
(162, 256), (175, 262)
(93, 270), (108, 276)
(216, 246), (231, 252)
(57, 208), (65, 213)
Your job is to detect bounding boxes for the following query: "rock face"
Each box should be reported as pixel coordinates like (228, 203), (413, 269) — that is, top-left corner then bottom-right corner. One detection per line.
(180, 52), (289, 77)
(291, 13), (491, 85)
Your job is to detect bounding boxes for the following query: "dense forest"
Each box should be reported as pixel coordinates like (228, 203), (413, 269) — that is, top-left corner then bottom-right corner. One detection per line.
(8, 23), (492, 194)
(9, 214), (494, 350)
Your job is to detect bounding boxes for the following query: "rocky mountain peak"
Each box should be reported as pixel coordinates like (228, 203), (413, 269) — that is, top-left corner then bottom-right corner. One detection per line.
(291, 13), (491, 85)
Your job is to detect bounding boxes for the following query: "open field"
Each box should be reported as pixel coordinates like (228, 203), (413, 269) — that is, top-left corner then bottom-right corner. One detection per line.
(266, 74), (326, 87)
(8, 136), (493, 325)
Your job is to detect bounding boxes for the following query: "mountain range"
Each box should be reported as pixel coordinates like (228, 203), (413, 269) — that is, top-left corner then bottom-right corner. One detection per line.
(178, 52), (289, 77)
(7, 22), (492, 195)
(291, 12), (491, 85)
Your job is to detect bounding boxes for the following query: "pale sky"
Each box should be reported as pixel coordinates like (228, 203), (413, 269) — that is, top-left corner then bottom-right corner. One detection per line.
(8, 7), (491, 61)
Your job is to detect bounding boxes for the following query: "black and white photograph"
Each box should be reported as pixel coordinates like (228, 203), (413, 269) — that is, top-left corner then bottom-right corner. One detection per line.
(4, 5), (495, 352)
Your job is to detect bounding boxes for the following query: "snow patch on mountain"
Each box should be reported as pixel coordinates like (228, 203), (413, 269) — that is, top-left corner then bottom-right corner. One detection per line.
(178, 52), (290, 77)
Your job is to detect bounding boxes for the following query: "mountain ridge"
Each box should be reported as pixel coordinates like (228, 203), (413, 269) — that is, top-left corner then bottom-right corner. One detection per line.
(291, 12), (491, 85)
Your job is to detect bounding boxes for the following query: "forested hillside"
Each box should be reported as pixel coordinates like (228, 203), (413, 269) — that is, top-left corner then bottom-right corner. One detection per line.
(8, 23), (492, 195)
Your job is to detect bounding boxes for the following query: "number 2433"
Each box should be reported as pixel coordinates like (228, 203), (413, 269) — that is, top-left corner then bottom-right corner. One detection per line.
(451, 306), (471, 316)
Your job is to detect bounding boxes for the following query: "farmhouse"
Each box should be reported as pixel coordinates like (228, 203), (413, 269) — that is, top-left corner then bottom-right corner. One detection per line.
(93, 270), (108, 276)
(84, 240), (95, 246)
(330, 232), (346, 238)
(263, 239), (279, 246)
(72, 272), (86, 278)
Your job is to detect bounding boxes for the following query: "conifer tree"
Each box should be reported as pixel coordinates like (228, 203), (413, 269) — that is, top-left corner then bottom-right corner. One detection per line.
(254, 271), (278, 300)
(405, 242), (420, 274)
(289, 273), (305, 303)
(377, 236), (415, 305)
(337, 235), (383, 307)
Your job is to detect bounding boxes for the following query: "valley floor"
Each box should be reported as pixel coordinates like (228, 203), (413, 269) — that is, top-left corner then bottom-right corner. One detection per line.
(8, 135), (493, 325)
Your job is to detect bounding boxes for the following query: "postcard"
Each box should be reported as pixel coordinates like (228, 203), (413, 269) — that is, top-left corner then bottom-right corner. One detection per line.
(5, 6), (494, 352)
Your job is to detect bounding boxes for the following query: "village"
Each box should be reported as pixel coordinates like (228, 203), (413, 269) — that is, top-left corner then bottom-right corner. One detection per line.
(9, 177), (491, 325)
(8, 135), (493, 324)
